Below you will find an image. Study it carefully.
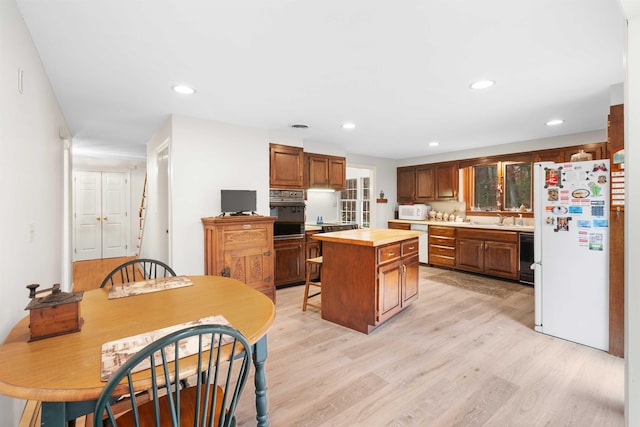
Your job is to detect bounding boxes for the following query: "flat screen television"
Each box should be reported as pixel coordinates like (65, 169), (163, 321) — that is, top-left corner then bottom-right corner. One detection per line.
(221, 190), (257, 215)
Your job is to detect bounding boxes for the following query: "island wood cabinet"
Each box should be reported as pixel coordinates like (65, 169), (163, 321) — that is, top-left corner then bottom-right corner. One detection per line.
(313, 229), (420, 334)
(304, 152), (347, 190)
(377, 239), (419, 324)
(202, 216), (276, 302)
(269, 143), (304, 189)
(273, 236), (306, 287)
(428, 225), (456, 267)
(397, 161), (459, 203)
(456, 228), (519, 280)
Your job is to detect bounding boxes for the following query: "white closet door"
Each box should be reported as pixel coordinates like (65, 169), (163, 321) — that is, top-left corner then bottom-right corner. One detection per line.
(101, 172), (128, 258)
(74, 171), (129, 261)
(74, 171), (102, 261)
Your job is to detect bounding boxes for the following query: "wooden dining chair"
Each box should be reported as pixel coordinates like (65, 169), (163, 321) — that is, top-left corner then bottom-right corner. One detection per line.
(94, 324), (252, 427)
(99, 258), (176, 288)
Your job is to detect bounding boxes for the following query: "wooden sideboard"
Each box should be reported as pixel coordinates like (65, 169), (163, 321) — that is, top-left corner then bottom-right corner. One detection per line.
(202, 216), (277, 302)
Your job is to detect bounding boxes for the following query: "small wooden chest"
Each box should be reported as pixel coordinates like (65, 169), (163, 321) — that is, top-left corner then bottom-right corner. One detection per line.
(25, 284), (84, 342)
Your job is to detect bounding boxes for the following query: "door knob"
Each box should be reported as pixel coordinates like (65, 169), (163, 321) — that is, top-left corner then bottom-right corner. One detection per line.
(103, 216), (108, 221)
(96, 217), (100, 221)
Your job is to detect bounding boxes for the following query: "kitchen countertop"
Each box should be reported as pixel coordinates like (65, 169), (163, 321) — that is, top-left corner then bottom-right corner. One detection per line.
(388, 219), (534, 233)
(312, 228), (421, 247)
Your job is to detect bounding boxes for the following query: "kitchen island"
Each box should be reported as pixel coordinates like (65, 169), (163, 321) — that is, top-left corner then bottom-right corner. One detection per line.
(313, 228), (421, 334)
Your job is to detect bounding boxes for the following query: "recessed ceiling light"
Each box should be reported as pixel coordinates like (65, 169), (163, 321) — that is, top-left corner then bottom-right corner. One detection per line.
(470, 80), (495, 90)
(289, 123), (310, 129)
(546, 119), (564, 126)
(171, 84), (196, 95)
(428, 141), (440, 147)
(342, 122), (356, 129)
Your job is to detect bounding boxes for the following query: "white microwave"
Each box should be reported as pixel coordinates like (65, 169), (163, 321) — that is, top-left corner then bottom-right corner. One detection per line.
(398, 204), (430, 220)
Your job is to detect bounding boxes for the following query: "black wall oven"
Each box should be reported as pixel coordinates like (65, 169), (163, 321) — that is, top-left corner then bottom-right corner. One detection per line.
(269, 189), (305, 239)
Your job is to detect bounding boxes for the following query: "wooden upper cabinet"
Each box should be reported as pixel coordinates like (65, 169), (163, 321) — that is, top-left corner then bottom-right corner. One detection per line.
(397, 166), (416, 203)
(434, 162), (458, 200)
(415, 165), (435, 201)
(398, 161), (458, 203)
(270, 143), (304, 189)
(304, 153), (346, 190)
(533, 142), (607, 163)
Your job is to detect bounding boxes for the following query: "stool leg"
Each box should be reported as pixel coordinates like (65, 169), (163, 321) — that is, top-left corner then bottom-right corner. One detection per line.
(302, 261), (312, 311)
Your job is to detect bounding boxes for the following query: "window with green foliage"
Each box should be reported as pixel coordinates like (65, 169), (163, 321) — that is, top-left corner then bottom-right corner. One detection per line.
(472, 162), (531, 212)
(504, 162), (532, 211)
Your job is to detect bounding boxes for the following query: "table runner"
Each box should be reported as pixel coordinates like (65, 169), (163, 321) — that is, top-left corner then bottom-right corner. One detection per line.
(100, 314), (231, 381)
(108, 275), (193, 299)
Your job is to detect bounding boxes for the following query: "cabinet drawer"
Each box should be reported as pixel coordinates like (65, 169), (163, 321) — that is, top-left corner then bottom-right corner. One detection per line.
(429, 236), (455, 247)
(457, 228), (518, 243)
(429, 245), (455, 257)
(429, 226), (455, 237)
(429, 254), (455, 267)
(402, 239), (419, 257)
(378, 243), (401, 264)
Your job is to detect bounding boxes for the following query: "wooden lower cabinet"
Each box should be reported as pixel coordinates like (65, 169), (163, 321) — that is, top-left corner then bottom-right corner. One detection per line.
(274, 236), (306, 287)
(378, 249), (419, 324)
(202, 216), (276, 302)
(428, 226), (456, 267)
(456, 228), (519, 280)
(388, 221), (411, 230)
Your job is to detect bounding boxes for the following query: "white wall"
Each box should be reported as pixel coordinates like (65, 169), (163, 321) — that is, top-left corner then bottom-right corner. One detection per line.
(72, 155), (146, 258)
(144, 116), (272, 275)
(0, 0), (70, 423)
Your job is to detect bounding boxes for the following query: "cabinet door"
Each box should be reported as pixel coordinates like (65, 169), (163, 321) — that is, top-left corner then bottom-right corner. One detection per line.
(402, 254), (419, 305)
(456, 238), (484, 273)
(306, 154), (329, 188)
(223, 246), (274, 296)
(328, 156), (346, 190)
(270, 144), (304, 189)
(415, 165), (435, 201)
(484, 241), (518, 279)
(274, 237), (305, 286)
(388, 222), (411, 230)
(435, 163), (458, 200)
(377, 260), (403, 323)
(397, 167), (416, 202)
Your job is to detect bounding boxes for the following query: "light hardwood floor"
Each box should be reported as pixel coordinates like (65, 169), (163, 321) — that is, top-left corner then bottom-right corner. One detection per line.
(64, 260), (624, 427)
(233, 266), (624, 427)
(72, 256), (135, 291)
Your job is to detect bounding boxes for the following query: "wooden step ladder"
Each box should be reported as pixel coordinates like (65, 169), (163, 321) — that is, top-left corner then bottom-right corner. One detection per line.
(136, 174), (147, 257)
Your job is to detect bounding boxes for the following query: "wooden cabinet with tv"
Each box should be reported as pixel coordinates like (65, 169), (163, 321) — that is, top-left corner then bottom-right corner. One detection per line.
(202, 216), (276, 302)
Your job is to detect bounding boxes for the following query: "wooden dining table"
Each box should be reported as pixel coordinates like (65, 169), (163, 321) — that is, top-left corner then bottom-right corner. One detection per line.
(0, 275), (276, 427)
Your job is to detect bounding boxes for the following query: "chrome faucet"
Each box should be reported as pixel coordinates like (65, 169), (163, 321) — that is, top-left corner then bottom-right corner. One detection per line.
(497, 213), (504, 225)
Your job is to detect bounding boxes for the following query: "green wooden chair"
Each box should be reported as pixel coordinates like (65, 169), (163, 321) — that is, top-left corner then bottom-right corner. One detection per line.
(93, 324), (252, 427)
(99, 259), (176, 288)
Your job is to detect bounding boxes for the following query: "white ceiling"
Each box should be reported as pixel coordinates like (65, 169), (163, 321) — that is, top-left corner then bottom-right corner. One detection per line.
(16, 0), (625, 160)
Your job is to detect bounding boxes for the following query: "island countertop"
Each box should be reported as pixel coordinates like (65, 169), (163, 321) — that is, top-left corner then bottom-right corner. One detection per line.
(312, 228), (421, 247)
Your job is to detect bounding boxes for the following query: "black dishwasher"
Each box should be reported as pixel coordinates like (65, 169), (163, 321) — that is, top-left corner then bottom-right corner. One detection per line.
(519, 232), (534, 285)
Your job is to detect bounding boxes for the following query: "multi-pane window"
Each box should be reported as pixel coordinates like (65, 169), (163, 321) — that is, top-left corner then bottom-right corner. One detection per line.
(472, 162), (531, 211)
(339, 177), (370, 228)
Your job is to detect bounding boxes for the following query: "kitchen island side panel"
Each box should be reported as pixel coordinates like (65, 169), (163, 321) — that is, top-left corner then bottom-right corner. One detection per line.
(320, 241), (377, 334)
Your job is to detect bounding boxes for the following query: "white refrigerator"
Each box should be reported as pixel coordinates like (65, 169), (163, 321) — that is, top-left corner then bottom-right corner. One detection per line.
(533, 159), (610, 351)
